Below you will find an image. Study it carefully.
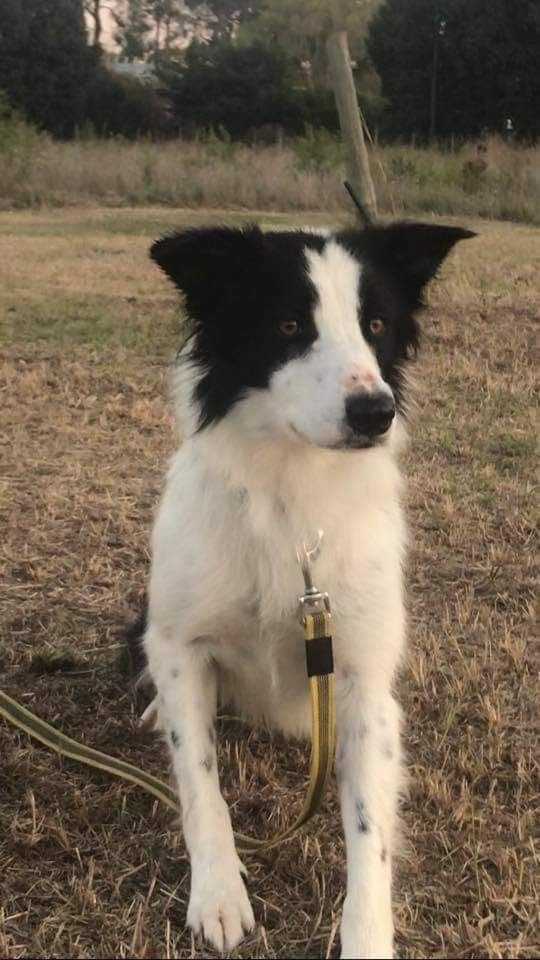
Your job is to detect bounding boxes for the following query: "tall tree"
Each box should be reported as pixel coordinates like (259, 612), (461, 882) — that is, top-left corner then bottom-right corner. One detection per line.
(84, 0), (104, 47)
(203, 0), (260, 41)
(147, 0), (191, 53)
(157, 40), (305, 137)
(0, 0), (96, 137)
(112, 0), (151, 59)
(367, 0), (540, 140)
(113, 0), (208, 58)
(244, 0), (380, 85)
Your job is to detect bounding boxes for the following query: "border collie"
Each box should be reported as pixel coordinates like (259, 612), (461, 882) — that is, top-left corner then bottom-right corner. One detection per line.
(137, 221), (473, 959)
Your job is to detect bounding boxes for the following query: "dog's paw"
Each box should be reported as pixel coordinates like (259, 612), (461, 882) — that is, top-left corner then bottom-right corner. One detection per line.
(187, 859), (255, 953)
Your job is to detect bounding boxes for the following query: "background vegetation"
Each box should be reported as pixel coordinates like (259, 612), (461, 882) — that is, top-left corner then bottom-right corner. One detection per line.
(0, 0), (538, 144)
(0, 115), (538, 224)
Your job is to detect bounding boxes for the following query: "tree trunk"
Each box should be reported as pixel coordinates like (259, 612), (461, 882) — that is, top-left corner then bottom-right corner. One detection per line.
(327, 30), (377, 224)
(85, 0), (102, 49)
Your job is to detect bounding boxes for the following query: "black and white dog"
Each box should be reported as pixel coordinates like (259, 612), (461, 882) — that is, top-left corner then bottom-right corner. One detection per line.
(138, 221), (473, 958)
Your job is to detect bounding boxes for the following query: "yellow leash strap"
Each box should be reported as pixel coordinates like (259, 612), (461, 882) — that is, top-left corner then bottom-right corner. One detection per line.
(0, 611), (335, 853)
(0, 687), (180, 814)
(235, 607), (334, 852)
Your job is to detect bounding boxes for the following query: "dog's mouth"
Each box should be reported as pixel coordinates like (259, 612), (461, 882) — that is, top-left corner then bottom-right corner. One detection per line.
(331, 435), (384, 451)
(289, 424), (384, 452)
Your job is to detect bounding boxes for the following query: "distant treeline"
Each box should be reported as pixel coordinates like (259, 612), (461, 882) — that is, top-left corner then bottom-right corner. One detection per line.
(0, 0), (538, 142)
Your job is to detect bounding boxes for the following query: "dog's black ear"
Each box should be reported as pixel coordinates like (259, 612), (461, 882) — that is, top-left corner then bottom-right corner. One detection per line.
(341, 222), (475, 309)
(150, 225), (264, 317)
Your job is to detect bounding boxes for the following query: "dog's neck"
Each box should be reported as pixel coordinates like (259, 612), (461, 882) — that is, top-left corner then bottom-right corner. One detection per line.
(190, 409), (404, 529)
(174, 357), (405, 540)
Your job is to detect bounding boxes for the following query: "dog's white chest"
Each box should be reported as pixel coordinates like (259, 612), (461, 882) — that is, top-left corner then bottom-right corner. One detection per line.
(198, 491), (314, 731)
(149, 439), (405, 732)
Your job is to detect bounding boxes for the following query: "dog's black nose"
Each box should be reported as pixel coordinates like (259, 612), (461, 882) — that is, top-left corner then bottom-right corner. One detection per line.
(345, 391), (395, 437)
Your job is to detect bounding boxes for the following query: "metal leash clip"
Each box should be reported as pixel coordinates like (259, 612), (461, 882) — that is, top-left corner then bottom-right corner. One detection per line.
(296, 530), (331, 623)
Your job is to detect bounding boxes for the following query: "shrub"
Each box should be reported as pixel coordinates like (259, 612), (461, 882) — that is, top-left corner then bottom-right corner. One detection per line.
(0, 0), (96, 138)
(157, 41), (307, 139)
(0, 93), (48, 205)
(84, 67), (172, 139)
(0, 131), (537, 225)
(291, 127), (345, 172)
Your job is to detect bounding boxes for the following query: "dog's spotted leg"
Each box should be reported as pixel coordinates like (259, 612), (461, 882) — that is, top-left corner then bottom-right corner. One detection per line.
(336, 686), (401, 960)
(146, 629), (254, 953)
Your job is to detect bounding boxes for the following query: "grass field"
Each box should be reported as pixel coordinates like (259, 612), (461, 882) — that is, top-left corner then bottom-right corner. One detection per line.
(1, 131), (539, 225)
(0, 207), (538, 959)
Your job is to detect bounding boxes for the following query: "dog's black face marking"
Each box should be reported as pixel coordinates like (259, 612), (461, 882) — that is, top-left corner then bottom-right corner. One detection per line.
(151, 222), (474, 428)
(170, 728), (181, 749)
(337, 223), (475, 410)
(359, 262), (418, 409)
(151, 226), (325, 429)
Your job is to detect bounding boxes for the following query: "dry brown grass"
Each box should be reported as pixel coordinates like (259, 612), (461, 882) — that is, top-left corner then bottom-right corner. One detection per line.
(1, 133), (539, 224)
(0, 208), (538, 959)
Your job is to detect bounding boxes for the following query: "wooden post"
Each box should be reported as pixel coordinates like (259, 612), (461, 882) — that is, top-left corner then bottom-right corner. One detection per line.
(327, 30), (377, 224)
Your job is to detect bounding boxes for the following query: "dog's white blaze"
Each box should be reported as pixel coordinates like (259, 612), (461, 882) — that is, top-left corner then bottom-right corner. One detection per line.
(307, 241), (366, 349)
(267, 240), (391, 448)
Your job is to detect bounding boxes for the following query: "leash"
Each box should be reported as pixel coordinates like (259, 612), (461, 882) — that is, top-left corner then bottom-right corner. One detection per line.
(0, 536), (335, 854)
(237, 534), (335, 851)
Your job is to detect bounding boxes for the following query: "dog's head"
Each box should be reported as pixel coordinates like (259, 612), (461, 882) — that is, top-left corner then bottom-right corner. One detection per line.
(151, 222), (474, 450)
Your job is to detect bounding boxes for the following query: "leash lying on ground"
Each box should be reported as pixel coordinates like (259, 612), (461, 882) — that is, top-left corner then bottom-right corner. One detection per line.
(0, 536), (335, 854)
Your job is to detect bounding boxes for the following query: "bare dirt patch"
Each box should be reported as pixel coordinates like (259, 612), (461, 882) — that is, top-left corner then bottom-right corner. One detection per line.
(0, 210), (538, 959)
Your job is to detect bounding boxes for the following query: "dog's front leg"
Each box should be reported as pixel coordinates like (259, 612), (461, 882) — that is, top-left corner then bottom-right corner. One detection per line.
(336, 684), (401, 960)
(147, 630), (254, 953)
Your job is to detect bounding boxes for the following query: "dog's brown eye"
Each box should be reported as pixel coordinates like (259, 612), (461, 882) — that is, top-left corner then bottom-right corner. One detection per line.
(369, 318), (386, 337)
(279, 320), (299, 336)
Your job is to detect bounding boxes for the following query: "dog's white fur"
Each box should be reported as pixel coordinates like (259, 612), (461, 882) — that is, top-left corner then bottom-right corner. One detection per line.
(145, 240), (406, 958)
